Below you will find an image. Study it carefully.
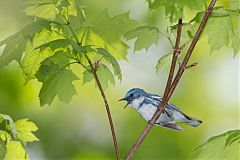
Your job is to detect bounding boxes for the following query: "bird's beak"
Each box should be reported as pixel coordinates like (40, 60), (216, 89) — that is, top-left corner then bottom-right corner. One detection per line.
(123, 102), (130, 109)
(119, 98), (129, 109)
(119, 98), (127, 101)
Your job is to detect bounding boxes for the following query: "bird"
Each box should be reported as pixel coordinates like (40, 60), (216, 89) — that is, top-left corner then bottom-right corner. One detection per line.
(119, 88), (202, 131)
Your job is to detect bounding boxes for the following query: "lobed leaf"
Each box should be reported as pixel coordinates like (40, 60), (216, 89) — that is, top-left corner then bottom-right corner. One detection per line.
(35, 53), (78, 106)
(15, 119), (39, 145)
(35, 39), (71, 52)
(125, 26), (159, 51)
(21, 29), (64, 83)
(194, 130), (240, 160)
(151, 0), (205, 22)
(5, 141), (29, 160)
(0, 114), (17, 137)
(0, 34), (27, 68)
(0, 19), (52, 69)
(23, 3), (58, 20)
(80, 10), (139, 60)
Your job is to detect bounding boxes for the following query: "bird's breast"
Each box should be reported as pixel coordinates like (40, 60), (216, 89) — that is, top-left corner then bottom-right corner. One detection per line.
(137, 103), (157, 121)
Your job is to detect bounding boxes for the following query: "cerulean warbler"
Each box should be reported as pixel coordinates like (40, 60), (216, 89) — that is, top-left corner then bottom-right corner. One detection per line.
(119, 88), (202, 131)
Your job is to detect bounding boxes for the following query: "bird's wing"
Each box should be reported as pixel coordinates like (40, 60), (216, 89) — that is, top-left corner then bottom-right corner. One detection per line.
(148, 94), (182, 112)
(161, 123), (184, 131)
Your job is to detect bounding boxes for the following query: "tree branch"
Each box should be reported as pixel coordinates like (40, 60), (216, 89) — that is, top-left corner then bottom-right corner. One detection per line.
(125, 0), (217, 159)
(65, 14), (121, 160)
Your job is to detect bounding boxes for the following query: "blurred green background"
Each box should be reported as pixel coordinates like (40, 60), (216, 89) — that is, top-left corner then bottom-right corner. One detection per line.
(0, 0), (239, 159)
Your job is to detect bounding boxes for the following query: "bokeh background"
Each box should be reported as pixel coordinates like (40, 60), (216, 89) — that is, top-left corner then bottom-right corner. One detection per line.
(0, 0), (239, 159)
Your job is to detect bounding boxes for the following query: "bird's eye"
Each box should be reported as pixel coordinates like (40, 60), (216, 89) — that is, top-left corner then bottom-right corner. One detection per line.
(130, 94), (133, 97)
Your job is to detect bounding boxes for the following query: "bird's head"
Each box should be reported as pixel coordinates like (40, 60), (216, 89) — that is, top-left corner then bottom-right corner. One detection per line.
(119, 88), (147, 108)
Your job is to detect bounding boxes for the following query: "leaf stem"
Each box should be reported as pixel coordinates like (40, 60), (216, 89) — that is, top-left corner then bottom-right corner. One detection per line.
(125, 0), (217, 159)
(65, 12), (121, 160)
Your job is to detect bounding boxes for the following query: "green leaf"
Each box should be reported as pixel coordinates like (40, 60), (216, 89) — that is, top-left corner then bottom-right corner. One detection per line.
(0, 34), (27, 68)
(96, 64), (115, 90)
(23, 3), (58, 20)
(83, 64), (115, 89)
(20, 19), (52, 39)
(125, 26), (159, 51)
(35, 39), (71, 52)
(35, 53), (78, 106)
(81, 10), (139, 60)
(156, 53), (173, 74)
(5, 141), (29, 160)
(24, 0), (58, 5)
(82, 70), (94, 84)
(0, 114), (17, 137)
(194, 130), (240, 160)
(21, 29), (63, 83)
(183, 6), (239, 55)
(15, 119), (39, 145)
(225, 130), (240, 147)
(232, 16), (240, 55)
(97, 48), (122, 80)
(0, 138), (6, 159)
(0, 19), (52, 69)
(205, 16), (232, 53)
(151, 0), (205, 22)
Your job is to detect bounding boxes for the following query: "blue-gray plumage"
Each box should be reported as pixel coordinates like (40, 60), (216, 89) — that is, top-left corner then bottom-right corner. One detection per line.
(119, 88), (202, 131)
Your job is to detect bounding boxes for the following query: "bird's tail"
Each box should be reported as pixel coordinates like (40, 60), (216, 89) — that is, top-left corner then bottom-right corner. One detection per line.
(186, 118), (202, 127)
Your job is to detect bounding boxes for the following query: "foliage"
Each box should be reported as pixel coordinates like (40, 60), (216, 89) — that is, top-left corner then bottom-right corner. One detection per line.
(0, 0), (238, 106)
(125, 26), (159, 51)
(0, 114), (38, 160)
(194, 130), (240, 159)
(155, 53), (173, 73)
(0, 0), (144, 106)
(170, 1), (240, 55)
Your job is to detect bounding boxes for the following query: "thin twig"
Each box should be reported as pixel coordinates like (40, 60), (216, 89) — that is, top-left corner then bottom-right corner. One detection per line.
(65, 11), (121, 160)
(125, 0), (217, 159)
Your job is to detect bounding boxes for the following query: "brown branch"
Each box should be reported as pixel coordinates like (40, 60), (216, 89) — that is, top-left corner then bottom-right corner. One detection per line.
(125, 0), (217, 159)
(87, 57), (121, 160)
(66, 17), (121, 160)
(125, 18), (183, 160)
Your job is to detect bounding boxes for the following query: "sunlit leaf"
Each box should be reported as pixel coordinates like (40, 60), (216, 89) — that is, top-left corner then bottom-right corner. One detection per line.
(15, 119), (39, 145)
(232, 16), (240, 55)
(35, 39), (71, 52)
(5, 141), (29, 160)
(125, 26), (159, 51)
(151, 0), (205, 22)
(24, 3), (58, 20)
(194, 130), (240, 160)
(21, 29), (63, 83)
(0, 114), (17, 137)
(81, 10), (139, 59)
(0, 19), (52, 69)
(205, 16), (232, 53)
(0, 114), (38, 160)
(0, 138), (6, 159)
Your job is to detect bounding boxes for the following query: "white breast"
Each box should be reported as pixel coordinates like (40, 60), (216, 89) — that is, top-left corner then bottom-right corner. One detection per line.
(130, 97), (145, 110)
(138, 103), (157, 122)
